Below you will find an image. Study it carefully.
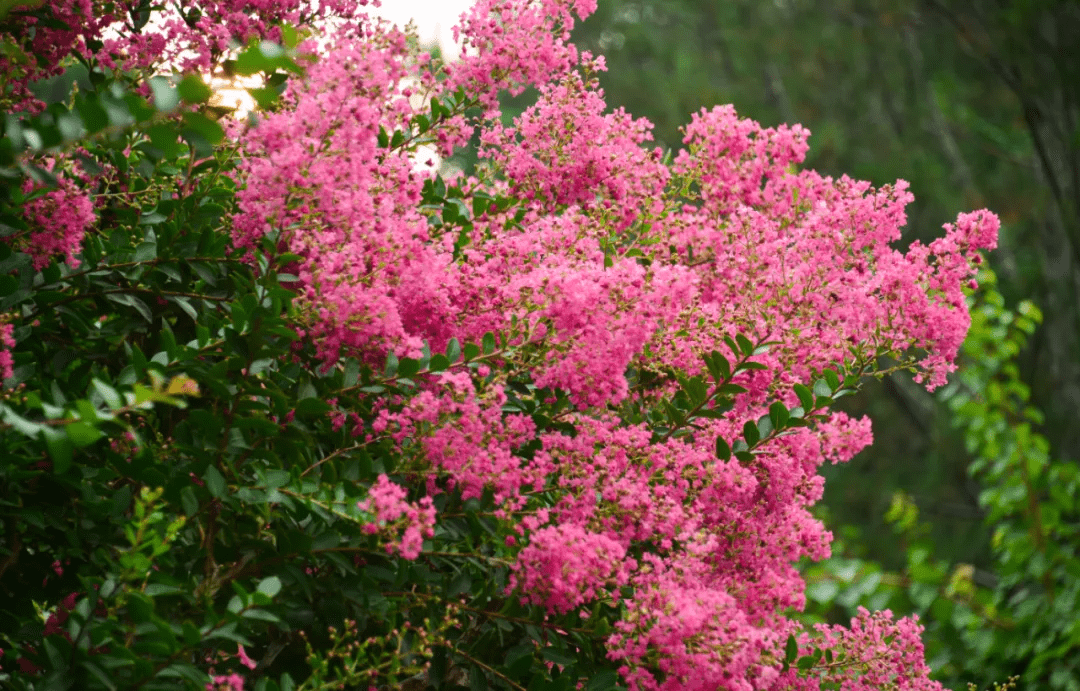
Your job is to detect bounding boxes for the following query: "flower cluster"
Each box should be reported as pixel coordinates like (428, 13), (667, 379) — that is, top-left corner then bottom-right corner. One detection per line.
(772, 608), (940, 691)
(0, 321), (14, 381)
(357, 474), (437, 559)
(16, 172), (95, 270)
(448, 0), (599, 108)
(227, 1), (997, 687)
(232, 20), (455, 366)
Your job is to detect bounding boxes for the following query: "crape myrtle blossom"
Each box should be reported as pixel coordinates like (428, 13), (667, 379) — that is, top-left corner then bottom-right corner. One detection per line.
(0, 322), (15, 381)
(232, 22), (460, 367)
(770, 609), (940, 691)
(227, 0), (998, 688)
(357, 474), (436, 559)
(448, 0), (599, 107)
(15, 170), (96, 270)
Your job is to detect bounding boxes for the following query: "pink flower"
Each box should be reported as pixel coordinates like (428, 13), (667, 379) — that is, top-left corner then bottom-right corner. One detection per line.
(14, 171), (95, 270)
(0, 323), (15, 382)
(207, 673), (245, 691)
(357, 475), (437, 560)
(236, 645), (256, 670)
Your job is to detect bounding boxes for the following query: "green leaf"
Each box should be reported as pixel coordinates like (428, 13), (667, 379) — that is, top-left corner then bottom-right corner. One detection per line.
(470, 665), (487, 691)
(397, 357), (421, 378)
(261, 470), (289, 489)
(742, 420), (760, 447)
(149, 76), (179, 112)
(823, 369), (840, 391)
(662, 400), (684, 426)
(769, 401), (789, 430)
(723, 335), (739, 357)
(92, 379), (123, 409)
(752, 341), (777, 356)
(807, 579), (840, 604)
(106, 291), (153, 323)
(342, 358), (360, 387)
(182, 111), (224, 146)
(170, 295), (198, 322)
(280, 23), (300, 48)
(258, 40), (285, 59)
(159, 663), (207, 685)
(177, 74), (212, 103)
(204, 465), (226, 497)
(81, 660), (118, 690)
(134, 241), (158, 262)
(295, 398), (330, 417)
(813, 378), (831, 398)
(77, 97), (109, 134)
(756, 414), (773, 439)
(0, 405), (43, 437)
(794, 383), (814, 412)
(448, 572), (472, 597)
(181, 486), (199, 516)
(785, 635), (799, 662)
(446, 337), (461, 362)
(242, 609), (281, 623)
(66, 420), (103, 447)
(257, 576), (282, 598)
(505, 643), (533, 677)
(715, 436), (731, 461)
(541, 648), (576, 666)
(43, 427), (74, 473)
(140, 211), (167, 225)
(586, 670), (618, 691)
(429, 353), (451, 372)
(248, 86), (281, 109)
(384, 351), (399, 377)
(482, 332), (496, 355)
(735, 333), (754, 356)
(682, 376), (709, 404)
(705, 350), (731, 381)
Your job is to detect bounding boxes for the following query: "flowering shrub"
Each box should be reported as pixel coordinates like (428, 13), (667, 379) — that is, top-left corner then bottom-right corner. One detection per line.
(0, 1), (997, 690)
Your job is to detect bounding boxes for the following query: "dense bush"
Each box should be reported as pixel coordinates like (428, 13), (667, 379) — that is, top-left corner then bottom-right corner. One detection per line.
(0, 1), (998, 689)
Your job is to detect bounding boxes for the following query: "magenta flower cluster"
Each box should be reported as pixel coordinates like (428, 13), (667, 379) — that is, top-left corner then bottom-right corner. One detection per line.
(225, 1), (999, 688)
(18, 171), (95, 270)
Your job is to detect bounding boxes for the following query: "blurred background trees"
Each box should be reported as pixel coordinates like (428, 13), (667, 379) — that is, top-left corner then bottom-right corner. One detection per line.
(570, 0), (1080, 688)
